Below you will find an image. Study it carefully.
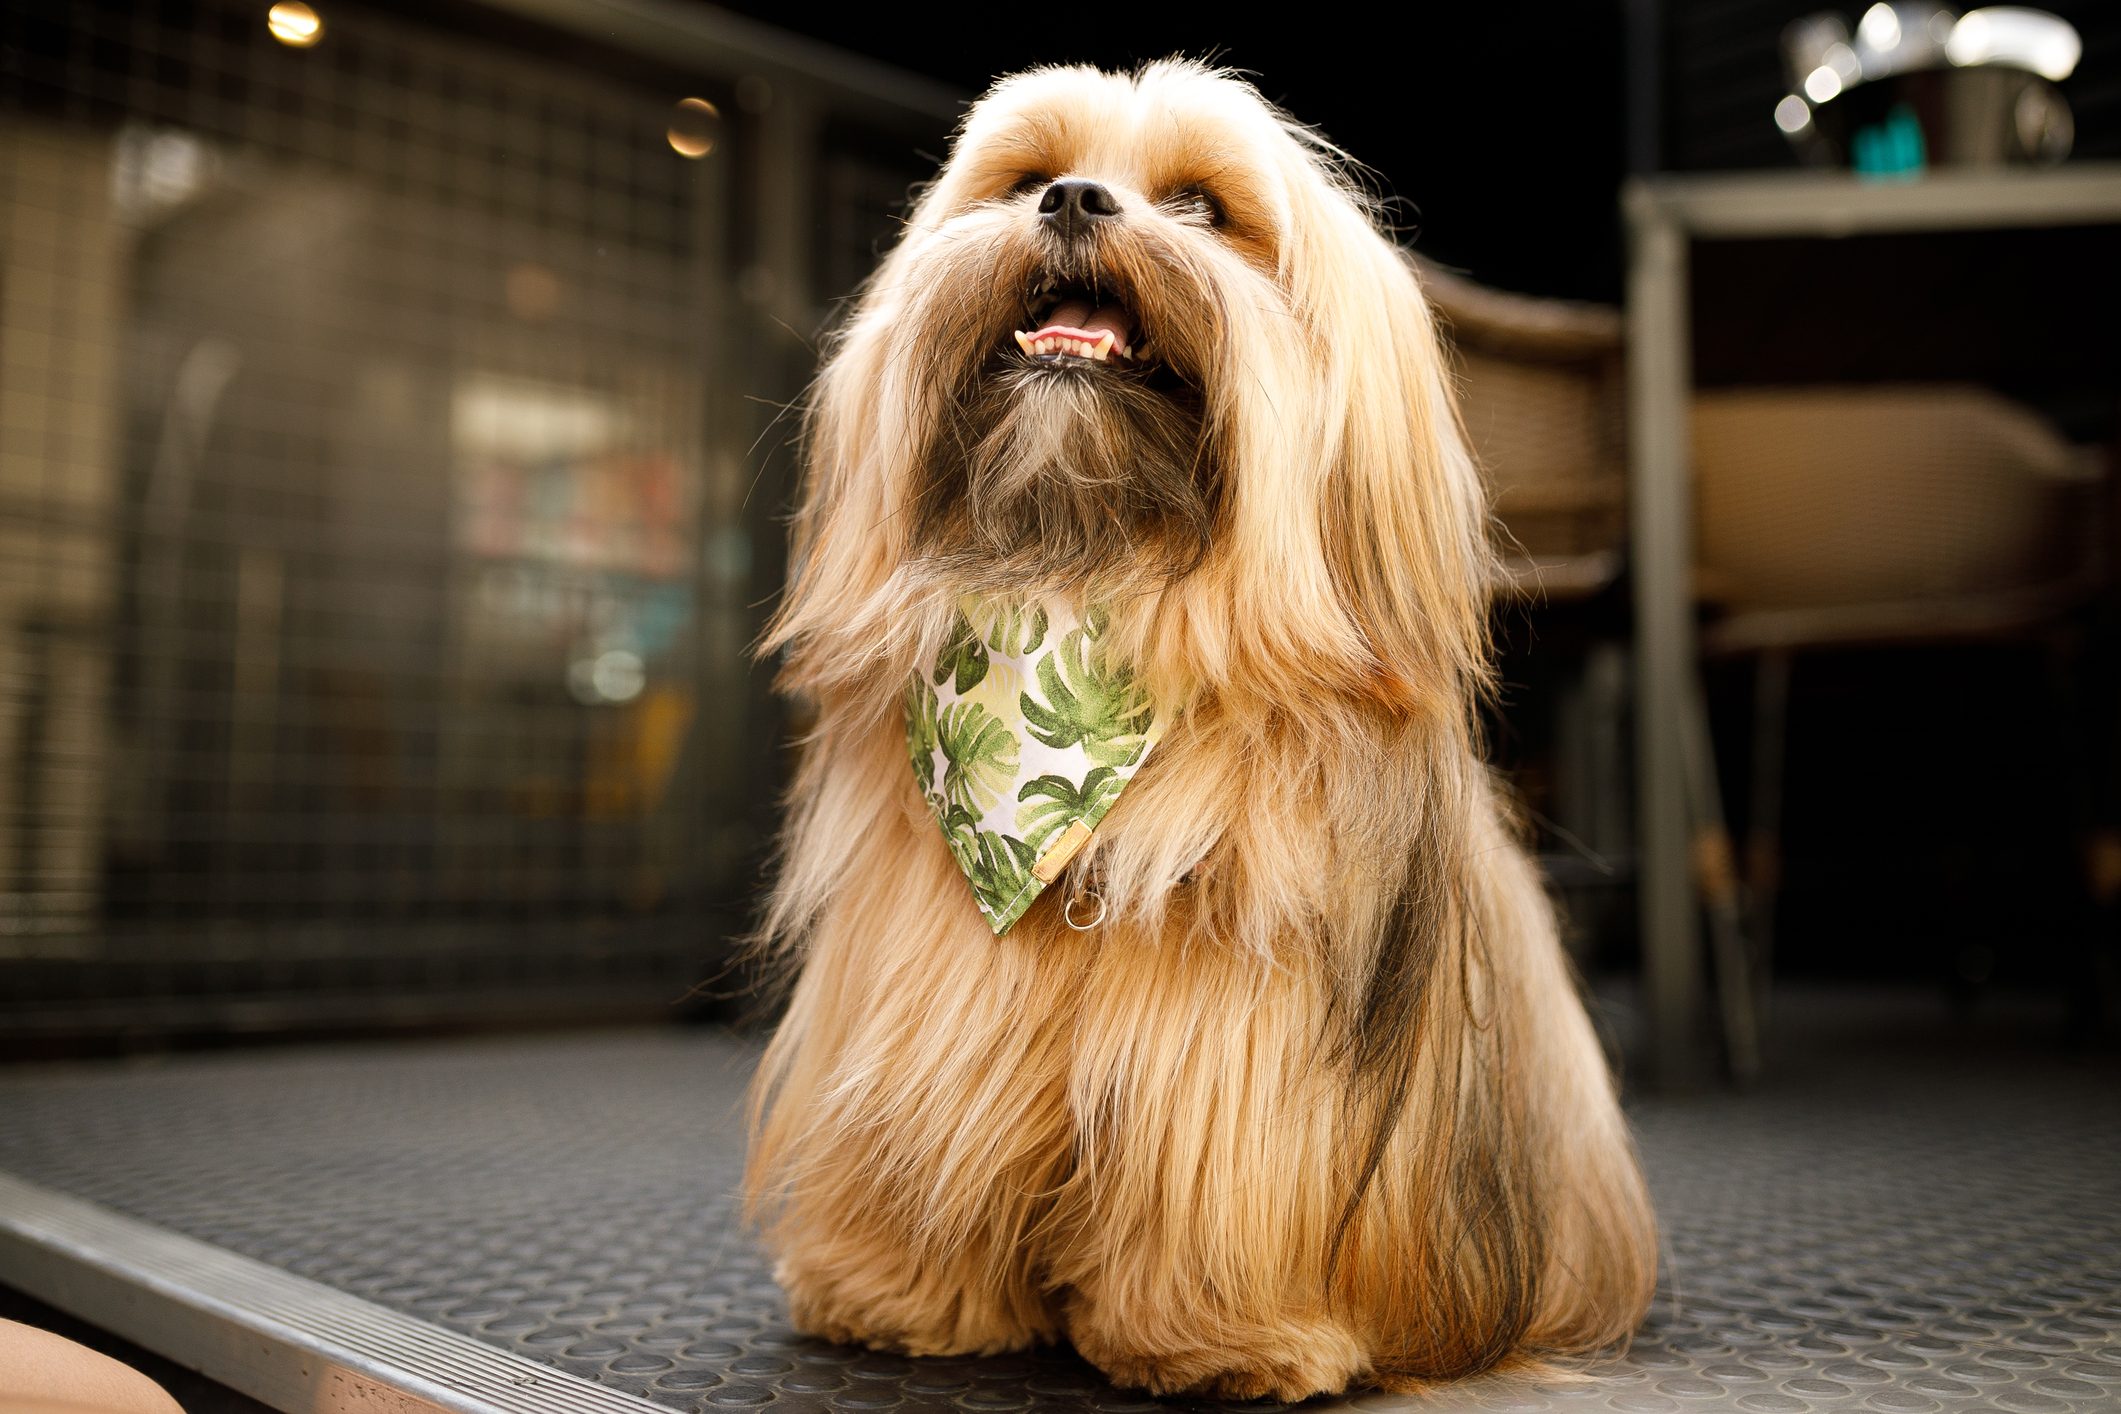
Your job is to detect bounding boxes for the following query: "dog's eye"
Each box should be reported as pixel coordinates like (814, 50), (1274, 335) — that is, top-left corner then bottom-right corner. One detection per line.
(1166, 186), (1224, 227)
(1010, 172), (1051, 197)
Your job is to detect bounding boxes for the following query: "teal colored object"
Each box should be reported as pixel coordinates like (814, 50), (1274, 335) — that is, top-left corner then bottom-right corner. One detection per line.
(1852, 103), (1928, 180)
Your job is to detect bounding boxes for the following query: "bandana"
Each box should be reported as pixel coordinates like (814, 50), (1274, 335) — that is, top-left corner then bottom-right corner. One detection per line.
(904, 599), (1168, 934)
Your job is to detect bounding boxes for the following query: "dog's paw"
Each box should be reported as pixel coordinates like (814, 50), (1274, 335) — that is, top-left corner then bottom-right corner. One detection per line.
(779, 1261), (1056, 1360)
(1069, 1317), (1369, 1402)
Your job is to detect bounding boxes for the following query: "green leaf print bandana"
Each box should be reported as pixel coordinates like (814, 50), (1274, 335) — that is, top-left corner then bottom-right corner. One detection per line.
(904, 599), (1168, 934)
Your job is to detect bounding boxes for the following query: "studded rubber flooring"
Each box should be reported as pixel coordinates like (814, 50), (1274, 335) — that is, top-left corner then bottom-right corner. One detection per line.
(0, 993), (2117, 1414)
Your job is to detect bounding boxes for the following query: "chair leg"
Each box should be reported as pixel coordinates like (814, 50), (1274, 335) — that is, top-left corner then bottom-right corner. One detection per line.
(1584, 641), (1633, 861)
(2048, 621), (2119, 1049)
(1552, 641), (1632, 857)
(1746, 649), (1792, 1030)
(1681, 667), (1762, 1085)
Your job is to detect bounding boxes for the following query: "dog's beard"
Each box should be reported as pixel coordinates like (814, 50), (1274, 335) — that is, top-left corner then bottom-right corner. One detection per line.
(928, 362), (1212, 587)
(901, 231), (1223, 593)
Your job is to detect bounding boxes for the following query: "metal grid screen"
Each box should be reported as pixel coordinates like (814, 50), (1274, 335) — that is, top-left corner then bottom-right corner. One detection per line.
(0, 0), (932, 1038)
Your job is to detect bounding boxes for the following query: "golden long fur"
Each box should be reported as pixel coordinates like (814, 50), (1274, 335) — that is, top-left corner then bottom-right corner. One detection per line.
(745, 61), (1657, 1400)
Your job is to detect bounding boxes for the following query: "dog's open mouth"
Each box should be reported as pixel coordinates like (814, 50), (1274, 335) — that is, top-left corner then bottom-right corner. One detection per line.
(1013, 277), (1151, 366)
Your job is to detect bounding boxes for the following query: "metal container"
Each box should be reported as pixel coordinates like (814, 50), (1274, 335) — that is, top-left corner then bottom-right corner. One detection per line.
(1777, 4), (2081, 173)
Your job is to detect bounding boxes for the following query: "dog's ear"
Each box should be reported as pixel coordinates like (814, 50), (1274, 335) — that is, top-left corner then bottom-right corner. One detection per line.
(759, 216), (934, 705)
(1297, 185), (1496, 716)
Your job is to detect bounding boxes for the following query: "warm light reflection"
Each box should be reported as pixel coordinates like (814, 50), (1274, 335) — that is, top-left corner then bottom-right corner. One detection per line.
(1858, 3), (1902, 52)
(266, 2), (322, 47)
(1804, 65), (1844, 102)
(667, 97), (719, 158)
(1781, 14), (1851, 89)
(1774, 95), (1813, 134)
(1947, 7), (2081, 81)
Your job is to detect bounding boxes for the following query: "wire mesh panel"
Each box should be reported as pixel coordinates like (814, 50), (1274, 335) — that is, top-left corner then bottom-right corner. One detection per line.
(0, 0), (938, 1040)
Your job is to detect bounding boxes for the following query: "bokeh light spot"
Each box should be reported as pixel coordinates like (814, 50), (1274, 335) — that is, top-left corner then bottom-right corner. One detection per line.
(667, 97), (720, 158)
(267, 2), (323, 47)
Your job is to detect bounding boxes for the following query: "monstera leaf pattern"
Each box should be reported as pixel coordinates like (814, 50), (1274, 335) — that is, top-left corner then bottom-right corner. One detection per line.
(1020, 624), (1156, 769)
(968, 830), (1039, 917)
(931, 803), (1038, 922)
(937, 700), (1017, 815)
(983, 601), (1048, 657)
(904, 677), (941, 808)
(1016, 769), (1122, 851)
(934, 614), (989, 694)
(903, 598), (1171, 934)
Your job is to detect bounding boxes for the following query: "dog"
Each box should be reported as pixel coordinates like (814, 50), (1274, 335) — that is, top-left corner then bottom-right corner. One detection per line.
(745, 60), (1657, 1400)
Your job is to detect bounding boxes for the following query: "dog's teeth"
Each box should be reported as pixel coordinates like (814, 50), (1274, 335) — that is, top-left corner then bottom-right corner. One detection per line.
(1014, 330), (1034, 355)
(1090, 331), (1114, 362)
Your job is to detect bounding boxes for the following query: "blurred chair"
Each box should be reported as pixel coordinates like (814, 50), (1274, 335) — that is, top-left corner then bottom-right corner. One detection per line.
(1425, 264), (1631, 884)
(1434, 256), (2106, 1078)
(1692, 385), (2104, 1014)
(1423, 263), (1691, 1046)
(1421, 261), (1629, 598)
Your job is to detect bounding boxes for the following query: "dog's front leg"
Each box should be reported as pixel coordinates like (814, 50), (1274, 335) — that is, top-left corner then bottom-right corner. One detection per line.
(771, 1202), (1061, 1359)
(1047, 938), (1373, 1401)
(750, 902), (1079, 1358)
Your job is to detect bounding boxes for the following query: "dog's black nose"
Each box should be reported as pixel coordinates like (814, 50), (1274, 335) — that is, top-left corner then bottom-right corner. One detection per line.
(1038, 178), (1120, 238)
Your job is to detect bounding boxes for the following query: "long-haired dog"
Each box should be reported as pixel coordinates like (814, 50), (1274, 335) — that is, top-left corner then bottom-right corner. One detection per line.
(746, 61), (1657, 1400)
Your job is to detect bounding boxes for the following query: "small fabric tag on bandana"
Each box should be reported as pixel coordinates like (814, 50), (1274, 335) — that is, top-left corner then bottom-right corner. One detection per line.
(904, 598), (1166, 934)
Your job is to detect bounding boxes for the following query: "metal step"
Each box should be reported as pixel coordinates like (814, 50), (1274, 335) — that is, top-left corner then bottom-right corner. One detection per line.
(0, 1172), (661, 1413)
(0, 998), (2116, 1414)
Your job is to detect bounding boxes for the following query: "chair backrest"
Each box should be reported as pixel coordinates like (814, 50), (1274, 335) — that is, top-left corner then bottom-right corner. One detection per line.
(1419, 261), (1628, 573)
(1691, 385), (2095, 618)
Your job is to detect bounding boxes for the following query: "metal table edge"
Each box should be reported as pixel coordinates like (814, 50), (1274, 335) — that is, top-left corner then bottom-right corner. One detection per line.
(1622, 162), (2121, 237)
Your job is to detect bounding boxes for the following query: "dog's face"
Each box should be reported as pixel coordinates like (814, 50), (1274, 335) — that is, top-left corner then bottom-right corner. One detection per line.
(888, 65), (1310, 587)
(787, 62), (1492, 713)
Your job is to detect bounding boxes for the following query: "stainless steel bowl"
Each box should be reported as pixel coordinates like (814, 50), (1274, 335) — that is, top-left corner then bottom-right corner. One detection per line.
(1776, 4), (2080, 172)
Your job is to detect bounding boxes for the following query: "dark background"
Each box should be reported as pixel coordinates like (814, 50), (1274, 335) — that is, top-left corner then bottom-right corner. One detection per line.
(722, 0), (2121, 304)
(720, 3), (1633, 302)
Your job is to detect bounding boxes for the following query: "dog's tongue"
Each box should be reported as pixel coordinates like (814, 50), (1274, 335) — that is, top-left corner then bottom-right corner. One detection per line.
(1036, 298), (1134, 344)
